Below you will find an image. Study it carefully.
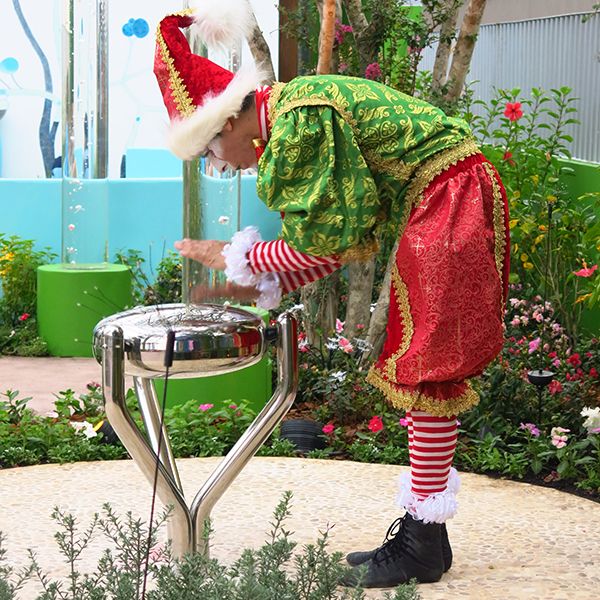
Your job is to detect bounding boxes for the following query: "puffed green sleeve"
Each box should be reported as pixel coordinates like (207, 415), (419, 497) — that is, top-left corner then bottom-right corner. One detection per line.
(256, 105), (382, 258)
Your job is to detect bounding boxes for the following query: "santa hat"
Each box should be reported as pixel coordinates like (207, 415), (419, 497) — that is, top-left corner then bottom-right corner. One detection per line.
(154, 1), (265, 160)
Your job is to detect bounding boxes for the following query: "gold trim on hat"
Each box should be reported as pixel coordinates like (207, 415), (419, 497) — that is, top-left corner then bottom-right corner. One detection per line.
(156, 10), (196, 118)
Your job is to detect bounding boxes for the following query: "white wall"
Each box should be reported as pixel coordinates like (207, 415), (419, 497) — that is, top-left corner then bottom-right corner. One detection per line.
(0, 0), (279, 179)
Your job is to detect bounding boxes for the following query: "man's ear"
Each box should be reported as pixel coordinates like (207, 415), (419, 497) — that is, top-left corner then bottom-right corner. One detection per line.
(222, 117), (234, 132)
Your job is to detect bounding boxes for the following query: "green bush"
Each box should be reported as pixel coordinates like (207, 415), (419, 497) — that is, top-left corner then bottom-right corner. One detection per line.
(0, 234), (56, 356)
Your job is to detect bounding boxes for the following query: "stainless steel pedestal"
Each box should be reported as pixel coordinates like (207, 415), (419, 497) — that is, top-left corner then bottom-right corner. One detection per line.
(93, 303), (297, 557)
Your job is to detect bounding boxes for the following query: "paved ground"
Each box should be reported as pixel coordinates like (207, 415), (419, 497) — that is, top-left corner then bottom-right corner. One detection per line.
(0, 356), (132, 414)
(1, 357), (600, 598)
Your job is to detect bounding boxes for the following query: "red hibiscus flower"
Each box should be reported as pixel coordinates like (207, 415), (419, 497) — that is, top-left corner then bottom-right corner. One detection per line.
(368, 415), (384, 433)
(504, 102), (524, 121)
(18, 313), (30, 322)
(573, 264), (598, 278)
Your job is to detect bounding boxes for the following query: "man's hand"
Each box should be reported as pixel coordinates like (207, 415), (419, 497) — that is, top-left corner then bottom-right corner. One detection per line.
(174, 239), (227, 270)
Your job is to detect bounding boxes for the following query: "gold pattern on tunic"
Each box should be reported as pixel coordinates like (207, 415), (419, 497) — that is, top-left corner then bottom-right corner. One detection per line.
(484, 162), (508, 312)
(384, 264), (414, 380)
(366, 369), (480, 417)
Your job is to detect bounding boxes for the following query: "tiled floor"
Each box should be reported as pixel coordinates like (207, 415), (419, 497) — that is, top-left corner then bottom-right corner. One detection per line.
(1, 357), (599, 598)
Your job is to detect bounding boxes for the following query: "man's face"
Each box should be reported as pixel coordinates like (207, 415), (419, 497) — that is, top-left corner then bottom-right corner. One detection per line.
(205, 117), (258, 172)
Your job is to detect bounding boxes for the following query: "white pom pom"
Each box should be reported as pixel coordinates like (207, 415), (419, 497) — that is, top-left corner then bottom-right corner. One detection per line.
(191, 0), (254, 49)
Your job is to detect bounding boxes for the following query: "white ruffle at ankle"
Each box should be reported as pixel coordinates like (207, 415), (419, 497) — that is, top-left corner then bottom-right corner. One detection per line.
(396, 467), (460, 524)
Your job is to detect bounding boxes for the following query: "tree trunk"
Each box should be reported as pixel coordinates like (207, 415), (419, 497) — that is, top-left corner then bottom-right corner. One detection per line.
(316, 0), (337, 74)
(344, 259), (375, 338)
(431, 0), (461, 93)
(247, 9), (277, 84)
(365, 240), (398, 361)
(341, 0), (373, 69)
(301, 271), (340, 345)
(443, 0), (487, 102)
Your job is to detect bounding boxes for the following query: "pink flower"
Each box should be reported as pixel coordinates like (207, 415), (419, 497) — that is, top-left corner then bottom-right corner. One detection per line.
(229, 403), (237, 409)
(550, 426), (570, 448)
(589, 367), (598, 379)
(338, 337), (354, 353)
(356, 323), (365, 330)
(338, 62), (348, 73)
(573, 264), (598, 278)
(298, 342), (310, 353)
(528, 337), (541, 354)
(399, 417), (409, 427)
(87, 381), (101, 390)
(198, 403), (214, 411)
(552, 358), (561, 368)
(336, 318), (344, 334)
(504, 102), (524, 121)
(591, 428), (600, 434)
(510, 317), (521, 327)
(322, 423), (335, 435)
(365, 62), (382, 80)
(18, 313), (30, 322)
(548, 380), (563, 395)
(368, 415), (384, 433)
(520, 422), (540, 437)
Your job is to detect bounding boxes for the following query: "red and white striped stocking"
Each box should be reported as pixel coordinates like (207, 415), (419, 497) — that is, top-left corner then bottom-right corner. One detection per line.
(399, 410), (459, 523)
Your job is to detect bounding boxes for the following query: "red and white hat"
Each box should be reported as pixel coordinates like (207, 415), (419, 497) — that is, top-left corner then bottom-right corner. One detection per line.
(154, 0), (265, 160)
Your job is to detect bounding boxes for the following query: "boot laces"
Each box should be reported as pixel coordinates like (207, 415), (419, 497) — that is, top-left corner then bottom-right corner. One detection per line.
(372, 514), (408, 565)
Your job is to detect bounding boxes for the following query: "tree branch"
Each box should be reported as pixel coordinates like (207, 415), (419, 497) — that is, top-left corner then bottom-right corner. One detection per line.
(431, 0), (461, 92)
(316, 0), (337, 74)
(246, 6), (276, 84)
(444, 0), (487, 102)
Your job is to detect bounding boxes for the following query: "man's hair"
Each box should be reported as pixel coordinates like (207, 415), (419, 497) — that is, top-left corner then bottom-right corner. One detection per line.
(240, 91), (255, 113)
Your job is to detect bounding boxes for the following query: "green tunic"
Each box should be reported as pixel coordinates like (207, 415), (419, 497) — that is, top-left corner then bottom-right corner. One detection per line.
(256, 75), (474, 258)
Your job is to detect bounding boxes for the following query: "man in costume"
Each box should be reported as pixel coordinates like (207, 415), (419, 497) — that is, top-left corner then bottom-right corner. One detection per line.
(154, 0), (509, 588)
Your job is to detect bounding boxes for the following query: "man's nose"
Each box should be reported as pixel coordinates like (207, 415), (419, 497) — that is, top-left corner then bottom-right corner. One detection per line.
(207, 153), (229, 173)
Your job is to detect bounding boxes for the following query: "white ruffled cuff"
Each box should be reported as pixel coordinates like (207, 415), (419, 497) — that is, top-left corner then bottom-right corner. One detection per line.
(222, 226), (282, 310)
(396, 468), (460, 524)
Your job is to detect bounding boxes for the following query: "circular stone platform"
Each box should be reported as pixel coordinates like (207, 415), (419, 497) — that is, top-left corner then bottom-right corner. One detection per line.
(1, 458), (598, 599)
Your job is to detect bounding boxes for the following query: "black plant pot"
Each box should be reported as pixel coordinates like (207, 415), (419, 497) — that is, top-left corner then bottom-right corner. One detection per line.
(280, 419), (327, 453)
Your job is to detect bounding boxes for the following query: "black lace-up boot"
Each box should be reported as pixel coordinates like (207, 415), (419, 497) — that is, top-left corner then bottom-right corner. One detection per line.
(346, 513), (452, 572)
(340, 513), (445, 588)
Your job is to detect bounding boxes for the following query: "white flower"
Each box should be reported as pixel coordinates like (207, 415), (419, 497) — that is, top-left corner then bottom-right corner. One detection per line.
(218, 215), (230, 225)
(70, 420), (97, 438)
(354, 338), (373, 352)
(288, 303), (305, 314)
(581, 407), (600, 433)
(329, 370), (347, 383)
(325, 337), (339, 350)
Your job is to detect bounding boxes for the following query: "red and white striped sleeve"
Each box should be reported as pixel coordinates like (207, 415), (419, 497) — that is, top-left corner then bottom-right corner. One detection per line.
(248, 239), (342, 293)
(222, 227), (342, 308)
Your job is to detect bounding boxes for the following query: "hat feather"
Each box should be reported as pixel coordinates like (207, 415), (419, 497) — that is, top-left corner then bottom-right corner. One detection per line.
(191, 0), (254, 49)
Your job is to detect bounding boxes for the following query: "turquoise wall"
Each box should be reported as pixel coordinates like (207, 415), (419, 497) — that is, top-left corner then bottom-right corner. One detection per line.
(0, 175), (281, 276)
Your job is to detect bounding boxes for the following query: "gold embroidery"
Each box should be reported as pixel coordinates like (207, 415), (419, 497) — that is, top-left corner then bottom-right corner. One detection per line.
(267, 82), (286, 126)
(338, 237), (380, 263)
(483, 162), (508, 311)
(366, 368), (480, 417)
(405, 138), (481, 210)
(363, 151), (417, 181)
(384, 264), (414, 380)
(156, 10), (196, 118)
(271, 95), (362, 138)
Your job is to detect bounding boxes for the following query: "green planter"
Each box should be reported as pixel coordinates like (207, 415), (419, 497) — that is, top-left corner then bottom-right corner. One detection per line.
(37, 264), (132, 357)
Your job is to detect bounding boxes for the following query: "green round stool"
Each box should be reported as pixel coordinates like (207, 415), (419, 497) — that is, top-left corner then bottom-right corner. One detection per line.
(37, 264), (131, 357)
